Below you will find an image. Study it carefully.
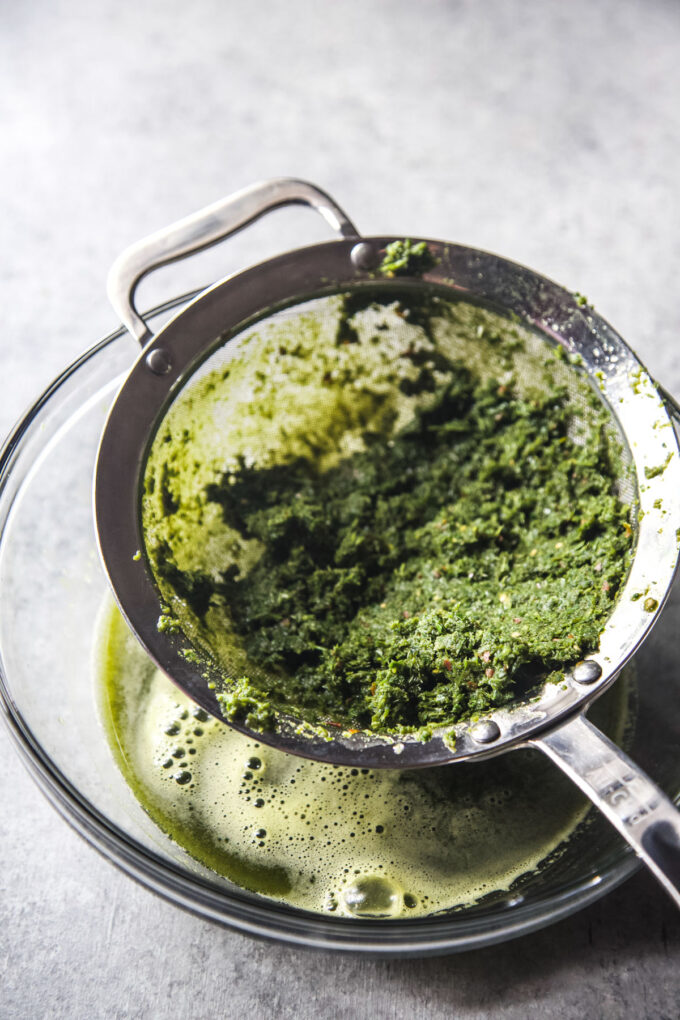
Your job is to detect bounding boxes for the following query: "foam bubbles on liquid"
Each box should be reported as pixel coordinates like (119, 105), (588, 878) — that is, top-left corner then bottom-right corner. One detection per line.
(96, 602), (629, 919)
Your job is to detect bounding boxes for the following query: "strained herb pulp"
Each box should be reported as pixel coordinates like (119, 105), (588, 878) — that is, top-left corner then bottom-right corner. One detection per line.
(142, 291), (633, 737)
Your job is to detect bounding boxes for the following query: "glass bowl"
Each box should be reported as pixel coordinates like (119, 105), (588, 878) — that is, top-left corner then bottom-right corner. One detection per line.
(1, 295), (679, 956)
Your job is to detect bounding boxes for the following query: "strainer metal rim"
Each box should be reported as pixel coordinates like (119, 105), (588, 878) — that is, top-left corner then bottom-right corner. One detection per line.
(94, 235), (680, 769)
(0, 301), (646, 955)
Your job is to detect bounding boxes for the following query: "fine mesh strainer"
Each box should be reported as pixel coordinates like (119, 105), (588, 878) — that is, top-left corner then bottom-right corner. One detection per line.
(95, 179), (680, 906)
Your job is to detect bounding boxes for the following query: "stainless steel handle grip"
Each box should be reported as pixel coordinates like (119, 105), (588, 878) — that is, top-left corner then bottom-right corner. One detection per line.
(107, 178), (360, 345)
(532, 713), (680, 908)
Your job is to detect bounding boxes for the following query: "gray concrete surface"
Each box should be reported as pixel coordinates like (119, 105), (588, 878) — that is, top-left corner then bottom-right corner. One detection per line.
(1, 0), (679, 1016)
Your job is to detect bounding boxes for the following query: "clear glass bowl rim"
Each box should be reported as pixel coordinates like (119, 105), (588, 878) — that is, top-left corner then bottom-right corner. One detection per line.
(0, 293), (640, 956)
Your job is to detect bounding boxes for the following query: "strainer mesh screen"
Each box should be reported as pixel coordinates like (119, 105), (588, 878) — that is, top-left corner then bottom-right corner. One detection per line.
(140, 287), (634, 734)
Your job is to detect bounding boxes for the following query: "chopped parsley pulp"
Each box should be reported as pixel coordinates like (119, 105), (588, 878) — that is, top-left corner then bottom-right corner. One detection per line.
(143, 288), (634, 738)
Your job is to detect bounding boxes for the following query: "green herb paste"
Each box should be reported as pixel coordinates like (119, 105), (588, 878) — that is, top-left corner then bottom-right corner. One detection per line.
(379, 239), (437, 276)
(142, 290), (633, 737)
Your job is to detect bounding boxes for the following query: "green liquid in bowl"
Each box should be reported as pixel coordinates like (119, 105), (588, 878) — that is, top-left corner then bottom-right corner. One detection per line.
(96, 602), (630, 919)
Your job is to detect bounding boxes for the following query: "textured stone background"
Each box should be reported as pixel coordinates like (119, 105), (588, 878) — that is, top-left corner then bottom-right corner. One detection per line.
(1, 0), (679, 1016)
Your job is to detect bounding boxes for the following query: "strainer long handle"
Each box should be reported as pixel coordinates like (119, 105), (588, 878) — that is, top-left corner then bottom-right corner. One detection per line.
(531, 713), (680, 908)
(107, 178), (360, 345)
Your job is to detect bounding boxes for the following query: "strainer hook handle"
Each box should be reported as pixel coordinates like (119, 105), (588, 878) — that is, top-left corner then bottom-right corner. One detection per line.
(532, 713), (680, 909)
(107, 178), (360, 346)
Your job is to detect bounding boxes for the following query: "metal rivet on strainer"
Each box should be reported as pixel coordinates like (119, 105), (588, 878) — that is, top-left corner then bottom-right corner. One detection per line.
(350, 241), (377, 270)
(145, 348), (172, 375)
(571, 660), (602, 685)
(470, 719), (501, 743)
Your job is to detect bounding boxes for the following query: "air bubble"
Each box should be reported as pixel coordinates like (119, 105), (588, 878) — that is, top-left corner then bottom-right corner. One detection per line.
(342, 876), (403, 918)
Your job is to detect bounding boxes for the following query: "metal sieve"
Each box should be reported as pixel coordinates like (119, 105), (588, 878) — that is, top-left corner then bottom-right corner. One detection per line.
(95, 179), (680, 906)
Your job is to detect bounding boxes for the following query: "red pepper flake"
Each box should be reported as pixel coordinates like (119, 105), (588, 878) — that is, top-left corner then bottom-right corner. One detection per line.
(513, 617), (523, 624)
(480, 650), (491, 663)
(370, 683), (377, 695)
(443, 659), (452, 671)
(485, 667), (495, 678)
(403, 610), (411, 619)
(602, 580), (611, 592)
